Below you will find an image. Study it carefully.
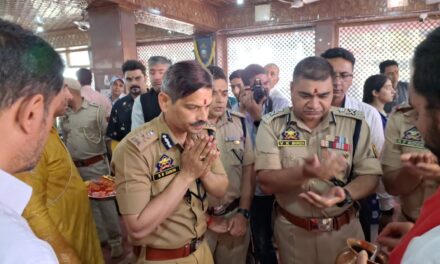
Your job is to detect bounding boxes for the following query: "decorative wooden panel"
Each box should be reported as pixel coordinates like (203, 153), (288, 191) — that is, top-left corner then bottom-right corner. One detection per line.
(134, 0), (220, 31)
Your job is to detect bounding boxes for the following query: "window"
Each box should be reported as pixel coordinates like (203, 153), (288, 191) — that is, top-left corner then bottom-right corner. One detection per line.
(226, 29), (316, 100)
(137, 40), (194, 69)
(338, 20), (440, 100)
(57, 46), (91, 79)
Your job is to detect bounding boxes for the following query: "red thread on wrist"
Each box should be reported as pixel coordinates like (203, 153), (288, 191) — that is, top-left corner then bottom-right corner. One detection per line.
(207, 216), (213, 226)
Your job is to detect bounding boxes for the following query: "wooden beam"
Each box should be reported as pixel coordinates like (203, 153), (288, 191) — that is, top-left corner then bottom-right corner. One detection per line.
(133, 0), (220, 32)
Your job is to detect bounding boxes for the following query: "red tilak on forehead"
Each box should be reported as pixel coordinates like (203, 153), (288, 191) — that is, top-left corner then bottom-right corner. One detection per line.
(204, 99), (207, 105)
(313, 88), (318, 94)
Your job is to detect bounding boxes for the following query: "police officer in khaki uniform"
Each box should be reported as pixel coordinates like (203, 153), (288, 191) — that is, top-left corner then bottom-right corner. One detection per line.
(204, 66), (255, 264)
(61, 78), (123, 258)
(381, 104), (439, 222)
(112, 61), (229, 264)
(255, 57), (382, 264)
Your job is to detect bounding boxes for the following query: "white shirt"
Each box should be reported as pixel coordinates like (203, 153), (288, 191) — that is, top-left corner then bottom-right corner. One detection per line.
(131, 96), (144, 131)
(344, 96), (392, 210)
(0, 169), (58, 264)
(402, 225), (440, 263)
(343, 95), (385, 152)
(270, 87), (291, 106)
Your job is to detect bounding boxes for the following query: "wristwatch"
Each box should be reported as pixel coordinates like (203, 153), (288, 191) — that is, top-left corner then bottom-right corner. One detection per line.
(337, 188), (353, 208)
(236, 208), (250, 219)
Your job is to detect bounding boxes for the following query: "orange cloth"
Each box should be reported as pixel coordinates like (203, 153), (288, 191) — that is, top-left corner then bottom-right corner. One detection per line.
(16, 127), (104, 264)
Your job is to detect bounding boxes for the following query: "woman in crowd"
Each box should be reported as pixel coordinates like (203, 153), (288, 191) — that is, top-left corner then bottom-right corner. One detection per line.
(363, 74), (395, 129)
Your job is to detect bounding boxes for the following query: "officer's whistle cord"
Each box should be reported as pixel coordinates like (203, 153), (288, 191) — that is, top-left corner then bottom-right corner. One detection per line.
(185, 179), (207, 210)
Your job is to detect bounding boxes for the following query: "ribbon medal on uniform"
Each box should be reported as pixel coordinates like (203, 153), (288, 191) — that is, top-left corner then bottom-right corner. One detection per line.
(277, 127), (306, 147)
(153, 154), (180, 181)
(396, 127), (424, 149)
(321, 135), (351, 151)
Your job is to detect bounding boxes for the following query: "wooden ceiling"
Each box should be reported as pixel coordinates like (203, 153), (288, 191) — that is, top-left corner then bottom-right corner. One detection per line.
(0, 0), (88, 32)
(0, 0), (254, 34)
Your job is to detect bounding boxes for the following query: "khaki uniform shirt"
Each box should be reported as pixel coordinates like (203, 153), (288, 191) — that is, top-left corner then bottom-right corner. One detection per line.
(255, 107), (382, 218)
(209, 110), (254, 207)
(381, 106), (438, 221)
(112, 113), (226, 249)
(61, 100), (108, 160)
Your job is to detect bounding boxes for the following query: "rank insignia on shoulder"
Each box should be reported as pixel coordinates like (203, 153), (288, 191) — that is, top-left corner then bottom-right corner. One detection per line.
(321, 135), (351, 151)
(262, 107), (290, 123)
(396, 127), (425, 149)
(129, 129), (157, 150)
(335, 108), (364, 120)
(153, 154), (180, 181)
(277, 127), (307, 147)
(394, 104), (412, 112)
(161, 133), (175, 150)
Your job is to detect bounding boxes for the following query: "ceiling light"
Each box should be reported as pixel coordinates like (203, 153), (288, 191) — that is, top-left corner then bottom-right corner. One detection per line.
(387, 0), (408, 8)
(291, 0), (304, 8)
(237, 0), (244, 5)
(148, 8), (161, 15)
(36, 26), (44, 33)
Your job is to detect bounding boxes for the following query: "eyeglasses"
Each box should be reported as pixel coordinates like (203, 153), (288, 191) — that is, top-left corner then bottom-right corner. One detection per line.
(334, 72), (353, 80)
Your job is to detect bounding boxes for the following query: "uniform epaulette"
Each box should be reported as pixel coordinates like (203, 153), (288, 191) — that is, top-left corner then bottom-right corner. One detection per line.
(128, 125), (158, 151)
(87, 101), (100, 108)
(333, 107), (364, 120)
(228, 110), (245, 119)
(393, 104), (412, 113)
(262, 107), (290, 123)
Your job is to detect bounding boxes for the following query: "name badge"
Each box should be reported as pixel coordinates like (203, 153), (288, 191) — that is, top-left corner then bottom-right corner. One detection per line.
(396, 127), (425, 149)
(278, 127), (307, 147)
(277, 140), (307, 147)
(153, 154), (180, 181)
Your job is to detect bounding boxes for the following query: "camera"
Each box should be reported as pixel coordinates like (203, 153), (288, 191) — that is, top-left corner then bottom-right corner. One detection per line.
(252, 78), (267, 104)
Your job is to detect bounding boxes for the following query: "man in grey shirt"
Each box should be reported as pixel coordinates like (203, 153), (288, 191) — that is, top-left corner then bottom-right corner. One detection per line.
(380, 60), (409, 113)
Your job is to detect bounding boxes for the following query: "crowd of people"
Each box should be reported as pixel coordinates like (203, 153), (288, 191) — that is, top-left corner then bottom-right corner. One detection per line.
(1, 17), (440, 264)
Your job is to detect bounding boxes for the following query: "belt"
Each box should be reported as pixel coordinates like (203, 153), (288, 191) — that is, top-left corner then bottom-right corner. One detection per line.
(133, 236), (204, 261)
(277, 205), (356, 232)
(73, 154), (104, 167)
(207, 197), (240, 216)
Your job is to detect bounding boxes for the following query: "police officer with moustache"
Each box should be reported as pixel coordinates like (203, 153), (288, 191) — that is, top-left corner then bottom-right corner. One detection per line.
(112, 61), (228, 264)
(381, 104), (439, 223)
(255, 57), (382, 264)
(205, 66), (255, 264)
